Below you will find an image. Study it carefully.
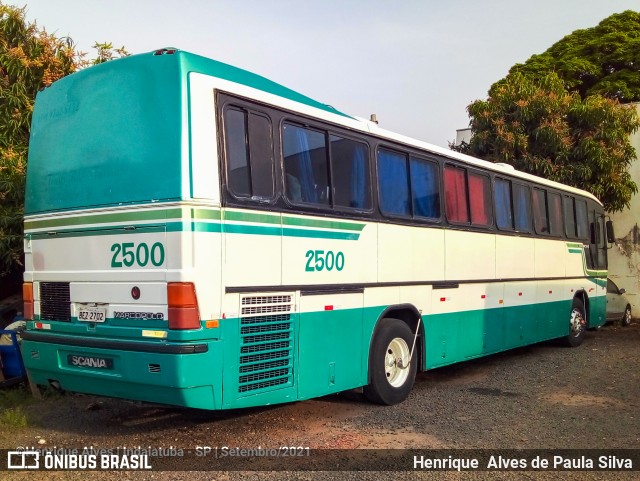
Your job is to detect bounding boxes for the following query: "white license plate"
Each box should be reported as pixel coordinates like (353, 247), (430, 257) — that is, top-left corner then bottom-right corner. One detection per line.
(77, 305), (107, 322)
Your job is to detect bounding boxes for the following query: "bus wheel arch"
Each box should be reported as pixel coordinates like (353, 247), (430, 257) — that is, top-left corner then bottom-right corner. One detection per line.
(364, 305), (422, 405)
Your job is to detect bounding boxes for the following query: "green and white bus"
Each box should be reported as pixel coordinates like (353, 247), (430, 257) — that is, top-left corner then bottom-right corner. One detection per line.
(22, 48), (610, 410)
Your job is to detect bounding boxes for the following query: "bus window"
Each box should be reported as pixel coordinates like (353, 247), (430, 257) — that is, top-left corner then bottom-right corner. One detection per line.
(548, 192), (563, 237)
(283, 123), (329, 205)
(224, 108), (251, 197)
(469, 172), (492, 227)
(377, 149), (410, 217)
(532, 188), (548, 234)
(330, 135), (371, 210)
(596, 215), (607, 268)
(444, 165), (469, 223)
(223, 108), (275, 200)
(563, 196), (576, 238)
(513, 183), (531, 232)
(494, 178), (513, 230)
(410, 157), (440, 219)
(247, 113), (275, 199)
(576, 199), (588, 239)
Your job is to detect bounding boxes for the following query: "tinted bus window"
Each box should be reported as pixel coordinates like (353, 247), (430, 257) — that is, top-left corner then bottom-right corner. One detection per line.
(410, 157), (440, 219)
(330, 135), (371, 210)
(469, 172), (492, 227)
(495, 178), (513, 230)
(224, 108), (275, 200)
(548, 192), (563, 237)
(283, 123), (329, 205)
(576, 199), (588, 239)
(224, 108), (251, 197)
(532, 188), (548, 234)
(563, 196), (576, 238)
(377, 149), (410, 216)
(444, 165), (468, 223)
(513, 183), (531, 232)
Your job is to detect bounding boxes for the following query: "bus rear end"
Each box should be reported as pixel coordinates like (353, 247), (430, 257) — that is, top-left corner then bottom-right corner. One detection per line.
(21, 51), (223, 409)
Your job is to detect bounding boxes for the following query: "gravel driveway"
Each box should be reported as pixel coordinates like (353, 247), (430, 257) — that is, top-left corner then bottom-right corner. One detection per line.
(2, 321), (638, 480)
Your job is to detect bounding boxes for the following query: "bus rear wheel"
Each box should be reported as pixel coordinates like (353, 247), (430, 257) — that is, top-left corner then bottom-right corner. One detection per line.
(364, 318), (417, 405)
(563, 298), (586, 347)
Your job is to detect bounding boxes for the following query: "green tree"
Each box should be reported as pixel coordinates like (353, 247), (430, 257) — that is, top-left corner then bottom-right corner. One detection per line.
(509, 10), (640, 102)
(0, 3), (127, 279)
(455, 72), (639, 212)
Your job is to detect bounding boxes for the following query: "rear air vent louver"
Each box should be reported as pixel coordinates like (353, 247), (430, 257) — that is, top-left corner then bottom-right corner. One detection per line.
(40, 282), (71, 321)
(238, 293), (294, 395)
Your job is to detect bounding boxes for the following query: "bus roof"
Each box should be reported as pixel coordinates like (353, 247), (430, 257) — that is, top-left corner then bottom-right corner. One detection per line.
(169, 48), (600, 205)
(28, 48), (601, 213)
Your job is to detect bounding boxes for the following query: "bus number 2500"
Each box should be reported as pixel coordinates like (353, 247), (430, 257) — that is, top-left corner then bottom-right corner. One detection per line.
(305, 250), (345, 272)
(110, 242), (165, 268)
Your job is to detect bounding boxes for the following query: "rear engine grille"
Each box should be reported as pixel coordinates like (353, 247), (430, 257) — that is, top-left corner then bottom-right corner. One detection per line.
(238, 293), (294, 395)
(40, 282), (71, 321)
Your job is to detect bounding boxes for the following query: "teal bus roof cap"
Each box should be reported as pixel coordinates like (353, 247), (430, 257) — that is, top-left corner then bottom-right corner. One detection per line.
(165, 48), (351, 118)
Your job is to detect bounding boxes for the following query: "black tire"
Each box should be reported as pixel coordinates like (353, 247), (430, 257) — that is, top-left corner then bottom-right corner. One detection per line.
(363, 318), (417, 405)
(621, 305), (632, 327)
(563, 298), (587, 347)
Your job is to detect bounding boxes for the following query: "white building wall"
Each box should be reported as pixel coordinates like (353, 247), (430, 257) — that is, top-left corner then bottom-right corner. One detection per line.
(607, 103), (640, 315)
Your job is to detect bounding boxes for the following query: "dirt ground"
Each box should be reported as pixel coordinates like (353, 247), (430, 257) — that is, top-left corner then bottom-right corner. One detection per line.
(1, 321), (638, 480)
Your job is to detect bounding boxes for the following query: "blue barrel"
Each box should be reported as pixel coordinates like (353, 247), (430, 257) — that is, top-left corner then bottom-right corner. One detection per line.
(0, 329), (26, 379)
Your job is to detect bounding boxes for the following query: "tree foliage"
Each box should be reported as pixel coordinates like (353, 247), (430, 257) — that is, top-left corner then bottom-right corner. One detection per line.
(508, 10), (640, 103)
(0, 3), (127, 276)
(455, 72), (639, 212)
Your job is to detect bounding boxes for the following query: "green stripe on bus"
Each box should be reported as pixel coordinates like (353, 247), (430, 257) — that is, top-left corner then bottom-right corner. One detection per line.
(24, 208), (183, 230)
(29, 224), (167, 239)
(566, 242), (583, 248)
(568, 248), (583, 254)
(26, 207), (365, 234)
(282, 216), (365, 232)
(28, 221), (360, 240)
(192, 209), (222, 220)
(223, 210), (280, 225)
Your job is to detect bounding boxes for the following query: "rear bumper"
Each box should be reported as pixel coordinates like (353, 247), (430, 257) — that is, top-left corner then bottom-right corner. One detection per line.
(21, 332), (222, 410)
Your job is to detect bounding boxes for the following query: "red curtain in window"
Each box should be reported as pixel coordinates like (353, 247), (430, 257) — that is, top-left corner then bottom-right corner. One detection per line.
(469, 173), (489, 226)
(444, 167), (468, 222)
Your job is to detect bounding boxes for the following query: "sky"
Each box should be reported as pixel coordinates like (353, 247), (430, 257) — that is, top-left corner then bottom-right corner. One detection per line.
(16, 0), (640, 148)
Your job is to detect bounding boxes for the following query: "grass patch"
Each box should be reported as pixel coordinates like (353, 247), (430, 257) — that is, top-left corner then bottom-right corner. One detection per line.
(0, 384), (32, 409)
(0, 406), (28, 427)
(0, 385), (33, 428)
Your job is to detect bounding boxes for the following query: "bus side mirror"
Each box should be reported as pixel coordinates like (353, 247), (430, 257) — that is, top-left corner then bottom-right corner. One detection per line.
(590, 223), (596, 245)
(606, 220), (615, 244)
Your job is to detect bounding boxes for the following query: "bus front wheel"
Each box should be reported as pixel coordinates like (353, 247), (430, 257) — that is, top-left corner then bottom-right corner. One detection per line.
(364, 318), (417, 405)
(563, 298), (587, 347)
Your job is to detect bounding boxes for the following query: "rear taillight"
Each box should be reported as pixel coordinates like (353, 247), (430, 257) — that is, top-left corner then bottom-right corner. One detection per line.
(23, 282), (34, 320)
(167, 282), (200, 329)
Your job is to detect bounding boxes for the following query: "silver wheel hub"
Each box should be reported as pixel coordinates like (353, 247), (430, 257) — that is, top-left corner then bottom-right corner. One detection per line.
(570, 308), (585, 337)
(384, 337), (411, 387)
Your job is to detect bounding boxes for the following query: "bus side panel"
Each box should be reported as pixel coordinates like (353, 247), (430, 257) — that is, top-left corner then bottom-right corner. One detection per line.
(222, 209), (282, 287)
(503, 281), (538, 348)
(378, 224), (444, 282)
(297, 294), (363, 400)
(280, 216), (375, 286)
(445, 230), (495, 281)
